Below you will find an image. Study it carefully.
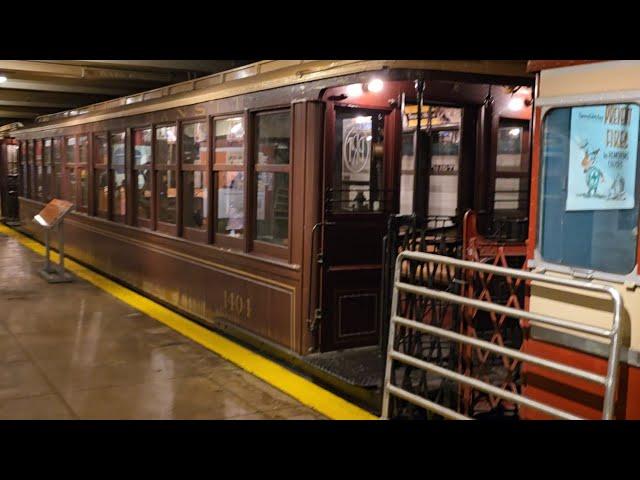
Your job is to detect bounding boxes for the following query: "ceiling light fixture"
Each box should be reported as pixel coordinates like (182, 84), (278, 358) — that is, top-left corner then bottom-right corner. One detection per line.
(367, 78), (384, 93)
(0, 75), (7, 84)
(346, 83), (363, 97)
(508, 97), (525, 111)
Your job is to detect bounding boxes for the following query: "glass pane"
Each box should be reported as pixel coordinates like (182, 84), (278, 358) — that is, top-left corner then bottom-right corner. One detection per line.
(215, 117), (244, 165)
(78, 167), (88, 208)
(155, 125), (177, 166)
(182, 171), (208, 230)
(7, 145), (18, 175)
(94, 134), (108, 166)
(497, 125), (527, 173)
(135, 169), (152, 221)
(95, 168), (109, 217)
(65, 137), (75, 164)
(78, 135), (88, 164)
(35, 162), (44, 201)
(494, 177), (528, 211)
(540, 105), (640, 274)
(35, 140), (44, 201)
(28, 142), (36, 198)
(256, 112), (290, 165)
(428, 129), (460, 218)
(110, 132), (126, 167)
(256, 171), (288, 246)
(53, 138), (62, 165)
(134, 128), (152, 167)
(67, 168), (76, 204)
(158, 170), (177, 224)
(399, 132), (414, 215)
(112, 165), (126, 219)
(216, 170), (244, 237)
(182, 122), (208, 166)
(44, 165), (52, 201)
(332, 111), (383, 212)
(44, 139), (52, 165)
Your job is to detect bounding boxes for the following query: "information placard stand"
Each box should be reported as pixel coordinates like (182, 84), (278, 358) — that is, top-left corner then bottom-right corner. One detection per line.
(34, 199), (74, 283)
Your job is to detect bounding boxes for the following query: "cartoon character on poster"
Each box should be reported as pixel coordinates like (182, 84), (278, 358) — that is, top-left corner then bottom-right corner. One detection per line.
(566, 104), (639, 211)
(577, 141), (605, 198)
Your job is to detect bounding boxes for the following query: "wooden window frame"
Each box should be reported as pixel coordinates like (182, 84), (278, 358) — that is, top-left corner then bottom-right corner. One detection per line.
(52, 138), (63, 199)
(109, 131), (127, 224)
(76, 134), (89, 214)
(92, 132), (109, 219)
(43, 138), (53, 202)
(19, 141), (28, 198)
(250, 108), (292, 261)
(132, 126), (153, 230)
(63, 136), (76, 205)
(180, 118), (209, 243)
(27, 140), (36, 200)
(212, 112), (247, 251)
(34, 139), (45, 202)
(492, 118), (531, 217)
(153, 123), (178, 236)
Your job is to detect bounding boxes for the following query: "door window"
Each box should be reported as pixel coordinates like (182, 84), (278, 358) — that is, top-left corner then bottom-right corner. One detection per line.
(331, 109), (384, 213)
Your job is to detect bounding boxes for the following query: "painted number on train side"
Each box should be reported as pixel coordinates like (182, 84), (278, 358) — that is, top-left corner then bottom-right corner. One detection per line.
(223, 290), (252, 320)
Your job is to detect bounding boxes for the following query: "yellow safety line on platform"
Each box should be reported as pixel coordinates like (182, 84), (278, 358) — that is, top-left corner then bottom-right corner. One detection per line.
(0, 224), (378, 421)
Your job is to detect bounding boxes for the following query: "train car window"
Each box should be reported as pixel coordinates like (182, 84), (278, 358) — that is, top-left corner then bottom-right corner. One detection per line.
(53, 138), (62, 198)
(7, 144), (18, 176)
(64, 137), (76, 205)
(77, 135), (89, 211)
(43, 139), (52, 201)
(493, 119), (530, 218)
(110, 132), (127, 223)
(35, 140), (44, 202)
(332, 109), (383, 213)
(93, 133), (109, 219)
(428, 126), (460, 219)
(133, 128), (152, 224)
(19, 141), (28, 197)
(154, 125), (177, 226)
(254, 111), (290, 248)
(181, 121), (208, 235)
(540, 104), (640, 275)
(399, 131), (415, 215)
(214, 116), (245, 241)
(28, 141), (35, 200)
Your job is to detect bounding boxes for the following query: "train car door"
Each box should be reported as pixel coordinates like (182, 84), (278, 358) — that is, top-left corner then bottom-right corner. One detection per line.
(319, 104), (398, 352)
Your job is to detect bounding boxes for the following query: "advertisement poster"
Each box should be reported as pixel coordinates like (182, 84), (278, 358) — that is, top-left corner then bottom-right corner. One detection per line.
(566, 104), (639, 211)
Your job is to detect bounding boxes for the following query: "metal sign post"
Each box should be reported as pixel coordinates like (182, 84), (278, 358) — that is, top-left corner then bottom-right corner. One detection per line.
(34, 199), (74, 283)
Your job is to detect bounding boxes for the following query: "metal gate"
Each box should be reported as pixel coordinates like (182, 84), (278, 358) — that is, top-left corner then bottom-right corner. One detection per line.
(382, 250), (623, 420)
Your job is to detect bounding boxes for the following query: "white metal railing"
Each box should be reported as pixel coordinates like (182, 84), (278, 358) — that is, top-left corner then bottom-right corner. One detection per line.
(382, 250), (624, 420)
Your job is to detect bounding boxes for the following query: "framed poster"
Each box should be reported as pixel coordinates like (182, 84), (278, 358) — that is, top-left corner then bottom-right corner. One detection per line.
(566, 103), (639, 211)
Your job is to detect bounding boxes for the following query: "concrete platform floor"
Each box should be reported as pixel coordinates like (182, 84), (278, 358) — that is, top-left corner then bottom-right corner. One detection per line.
(0, 232), (325, 420)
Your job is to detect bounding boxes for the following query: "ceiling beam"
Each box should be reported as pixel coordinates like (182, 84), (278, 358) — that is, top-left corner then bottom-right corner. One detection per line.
(69, 60), (246, 73)
(0, 88), (110, 108)
(0, 60), (192, 83)
(0, 106), (62, 119)
(0, 78), (137, 96)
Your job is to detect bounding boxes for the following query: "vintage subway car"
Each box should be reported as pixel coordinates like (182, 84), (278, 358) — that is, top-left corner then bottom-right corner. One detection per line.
(1, 60), (534, 407)
(521, 60), (640, 419)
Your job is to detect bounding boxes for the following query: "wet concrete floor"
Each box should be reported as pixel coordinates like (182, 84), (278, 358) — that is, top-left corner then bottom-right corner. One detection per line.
(0, 232), (325, 420)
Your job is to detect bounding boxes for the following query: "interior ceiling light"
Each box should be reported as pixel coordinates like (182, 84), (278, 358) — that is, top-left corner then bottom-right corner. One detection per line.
(0, 75), (7, 84)
(508, 97), (525, 111)
(367, 78), (384, 93)
(346, 83), (363, 97)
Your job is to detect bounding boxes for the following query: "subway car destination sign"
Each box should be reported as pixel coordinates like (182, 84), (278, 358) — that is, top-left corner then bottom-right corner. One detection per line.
(34, 199), (74, 228)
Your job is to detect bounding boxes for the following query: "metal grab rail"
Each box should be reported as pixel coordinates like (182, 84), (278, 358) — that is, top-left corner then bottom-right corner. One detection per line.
(382, 250), (623, 420)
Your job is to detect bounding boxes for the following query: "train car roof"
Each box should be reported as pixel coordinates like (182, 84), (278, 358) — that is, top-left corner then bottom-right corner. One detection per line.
(15, 60), (531, 134)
